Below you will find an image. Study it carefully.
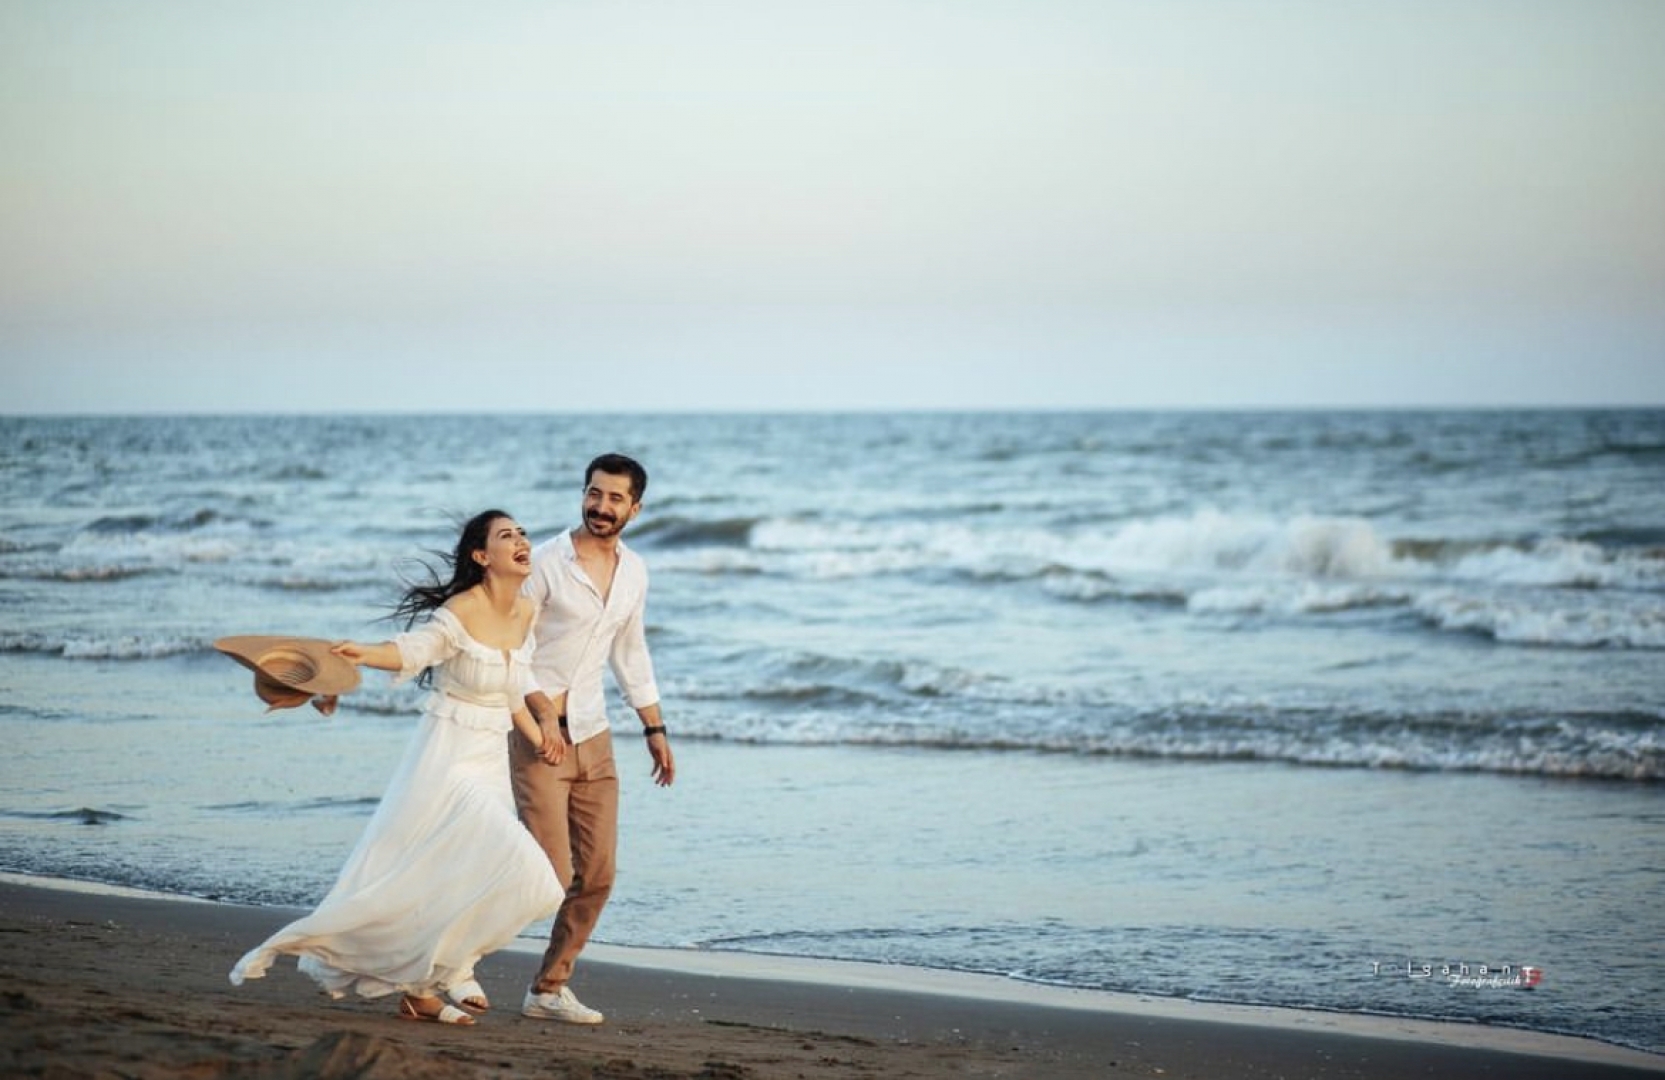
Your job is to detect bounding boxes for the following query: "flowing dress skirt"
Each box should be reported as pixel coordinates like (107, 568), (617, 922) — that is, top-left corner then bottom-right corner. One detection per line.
(230, 701), (563, 999)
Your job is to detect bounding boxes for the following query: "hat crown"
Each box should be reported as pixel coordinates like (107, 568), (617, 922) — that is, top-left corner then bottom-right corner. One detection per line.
(255, 646), (325, 687)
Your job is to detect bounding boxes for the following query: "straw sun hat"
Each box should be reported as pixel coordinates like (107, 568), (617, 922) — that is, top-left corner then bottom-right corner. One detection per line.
(215, 635), (362, 713)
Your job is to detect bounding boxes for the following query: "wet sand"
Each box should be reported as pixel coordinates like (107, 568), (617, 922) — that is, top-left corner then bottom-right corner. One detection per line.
(2, 877), (1659, 1079)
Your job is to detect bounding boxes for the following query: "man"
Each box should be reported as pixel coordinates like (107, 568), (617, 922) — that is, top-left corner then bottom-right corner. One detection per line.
(512, 452), (676, 1024)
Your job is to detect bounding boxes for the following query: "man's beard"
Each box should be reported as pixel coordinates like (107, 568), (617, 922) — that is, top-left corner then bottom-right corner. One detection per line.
(584, 511), (624, 538)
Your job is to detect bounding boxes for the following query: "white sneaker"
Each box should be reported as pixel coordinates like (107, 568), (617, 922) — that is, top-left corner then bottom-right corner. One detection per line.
(521, 985), (604, 1025)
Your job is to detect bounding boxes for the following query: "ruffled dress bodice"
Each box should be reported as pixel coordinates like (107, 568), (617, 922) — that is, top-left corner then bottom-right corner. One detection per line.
(394, 608), (536, 734)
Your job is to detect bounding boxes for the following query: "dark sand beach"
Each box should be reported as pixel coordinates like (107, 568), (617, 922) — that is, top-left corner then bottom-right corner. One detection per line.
(2, 878), (1660, 1079)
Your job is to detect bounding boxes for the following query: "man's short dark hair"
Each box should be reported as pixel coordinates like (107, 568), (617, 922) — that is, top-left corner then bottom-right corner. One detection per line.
(586, 453), (647, 503)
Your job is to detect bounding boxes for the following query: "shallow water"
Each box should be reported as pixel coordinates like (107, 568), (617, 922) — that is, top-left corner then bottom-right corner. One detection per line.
(1, 410), (1661, 1052)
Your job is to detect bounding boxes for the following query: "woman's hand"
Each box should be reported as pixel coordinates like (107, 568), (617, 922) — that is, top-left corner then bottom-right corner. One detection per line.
(331, 640), (401, 672)
(331, 641), (367, 664)
(514, 705), (566, 767)
(535, 709), (568, 766)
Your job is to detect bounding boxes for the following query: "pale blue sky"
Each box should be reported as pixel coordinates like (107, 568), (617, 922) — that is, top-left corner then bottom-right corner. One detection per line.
(3, 1), (1662, 413)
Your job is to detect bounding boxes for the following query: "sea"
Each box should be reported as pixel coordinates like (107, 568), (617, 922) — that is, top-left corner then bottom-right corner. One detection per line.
(1, 409), (1662, 1056)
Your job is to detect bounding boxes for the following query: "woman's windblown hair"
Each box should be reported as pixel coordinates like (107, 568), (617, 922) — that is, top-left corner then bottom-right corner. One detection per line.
(391, 508), (512, 630)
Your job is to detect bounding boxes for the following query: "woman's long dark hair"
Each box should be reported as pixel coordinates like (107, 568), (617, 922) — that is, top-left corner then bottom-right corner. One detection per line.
(391, 509), (512, 630)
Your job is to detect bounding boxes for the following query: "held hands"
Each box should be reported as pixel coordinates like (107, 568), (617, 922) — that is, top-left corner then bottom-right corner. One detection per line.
(509, 701), (565, 768)
(535, 726), (566, 767)
(531, 704), (566, 767)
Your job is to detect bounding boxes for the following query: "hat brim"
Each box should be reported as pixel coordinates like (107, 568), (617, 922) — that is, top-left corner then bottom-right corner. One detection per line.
(215, 635), (362, 710)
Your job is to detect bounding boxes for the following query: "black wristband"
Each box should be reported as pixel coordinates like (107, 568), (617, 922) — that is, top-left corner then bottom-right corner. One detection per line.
(642, 725), (667, 738)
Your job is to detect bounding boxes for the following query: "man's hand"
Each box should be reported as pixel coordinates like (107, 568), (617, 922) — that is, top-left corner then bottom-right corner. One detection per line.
(537, 730), (566, 766)
(638, 706), (675, 786)
(522, 690), (569, 766)
(646, 731), (675, 787)
(535, 711), (567, 765)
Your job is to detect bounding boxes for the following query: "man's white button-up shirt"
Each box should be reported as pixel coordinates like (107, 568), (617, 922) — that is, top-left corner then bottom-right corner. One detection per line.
(523, 528), (659, 745)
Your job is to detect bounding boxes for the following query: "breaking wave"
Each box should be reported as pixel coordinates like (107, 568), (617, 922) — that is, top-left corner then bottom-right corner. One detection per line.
(681, 703), (1665, 781)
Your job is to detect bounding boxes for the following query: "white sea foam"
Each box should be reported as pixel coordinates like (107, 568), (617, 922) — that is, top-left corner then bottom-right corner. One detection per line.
(1413, 590), (1665, 649)
(1040, 511), (1664, 647)
(680, 702), (1664, 780)
(1187, 581), (1410, 615)
(1445, 538), (1665, 591)
(1088, 510), (1397, 579)
(58, 634), (202, 660)
(668, 509), (1663, 601)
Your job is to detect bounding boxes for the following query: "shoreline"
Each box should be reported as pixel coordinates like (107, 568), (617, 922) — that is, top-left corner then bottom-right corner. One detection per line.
(2, 873), (1661, 1079)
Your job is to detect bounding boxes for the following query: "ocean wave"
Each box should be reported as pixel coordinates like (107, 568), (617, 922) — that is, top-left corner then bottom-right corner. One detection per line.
(642, 508), (1665, 610)
(0, 527), (377, 592)
(1078, 510), (1398, 579)
(0, 563), (163, 582)
(0, 807), (130, 825)
(683, 705), (1665, 781)
(654, 548), (769, 575)
(267, 464), (329, 481)
(0, 631), (204, 660)
(252, 572), (373, 593)
(692, 682), (889, 709)
(1080, 511), (1665, 591)
(1037, 515), (1664, 647)
(0, 560), (367, 591)
(1174, 581), (1665, 648)
(1575, 527), (1665, 549)
(66, 634), (204, 660)
(632, 515), (763, 548)
(664, 507), (1661, 591)
(677, 652), (999, 708)
(1016, 517), (1662, 648)
(1448, 540), (1665, 591)
(203, 796), (379, 815)
(1530, 437), (1665, 470)
(48, 531), (244, 574)
(1412, 591), (1665, 649)
(83, 508), (229, 534)
(83, 514), (163, 534)
(1031, 567), (1188, 606)
(1186, 582), (1412, 615)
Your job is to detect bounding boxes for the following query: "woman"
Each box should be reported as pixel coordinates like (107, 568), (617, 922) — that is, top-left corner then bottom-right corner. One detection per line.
(230, 510), (565, 1026)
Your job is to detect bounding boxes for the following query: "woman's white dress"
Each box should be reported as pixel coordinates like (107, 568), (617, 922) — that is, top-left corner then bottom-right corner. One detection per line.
(230, 608), (563, 999)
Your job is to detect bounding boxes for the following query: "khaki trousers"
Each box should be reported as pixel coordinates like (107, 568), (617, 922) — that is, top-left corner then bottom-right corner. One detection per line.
(510, 727), (618, 993)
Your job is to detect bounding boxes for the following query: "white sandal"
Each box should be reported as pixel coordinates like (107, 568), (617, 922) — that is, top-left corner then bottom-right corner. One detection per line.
(399, 996), (475, 1026)
(447, 979), (489, 1012)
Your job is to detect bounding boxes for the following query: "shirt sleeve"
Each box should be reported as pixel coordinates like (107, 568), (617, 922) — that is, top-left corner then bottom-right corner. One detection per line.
(515, 629), (540, 700)
(608, 592), (660, 711)
(522, 551), (552, 609)
(391, 611), (463, 685)
(518, 554), (561, 698)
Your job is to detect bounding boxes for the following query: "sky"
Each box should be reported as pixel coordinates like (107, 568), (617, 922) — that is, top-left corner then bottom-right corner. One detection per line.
(2, 1), (1663, 414)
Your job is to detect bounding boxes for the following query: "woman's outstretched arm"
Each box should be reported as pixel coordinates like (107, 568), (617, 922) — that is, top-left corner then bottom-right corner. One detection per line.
(331, 640), (402, 672)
